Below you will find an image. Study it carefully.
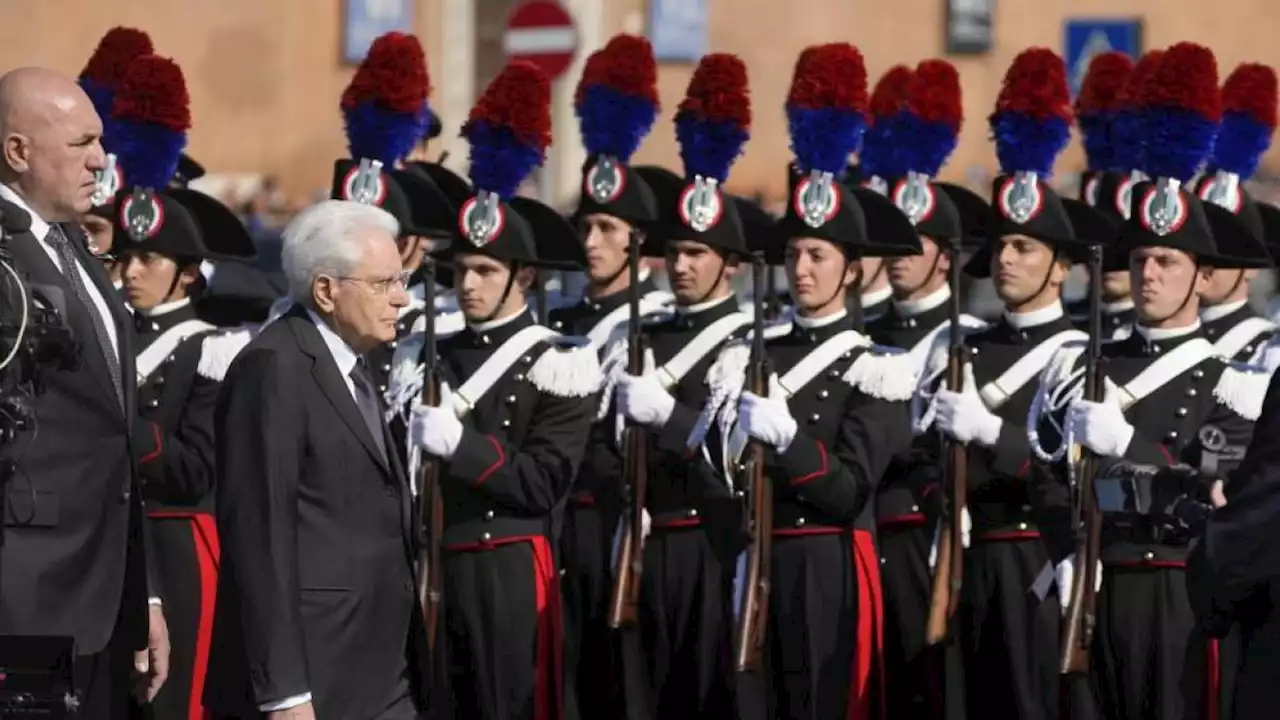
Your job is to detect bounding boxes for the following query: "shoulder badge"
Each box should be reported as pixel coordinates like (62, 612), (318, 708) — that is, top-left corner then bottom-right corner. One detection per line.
(1213, 360), (1269, 422)
(529, 340), (604, 398)
(843, 344), (918, 402)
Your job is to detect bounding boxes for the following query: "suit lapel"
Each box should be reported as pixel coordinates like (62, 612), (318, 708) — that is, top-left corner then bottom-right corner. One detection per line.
(287, 312), (392, 476)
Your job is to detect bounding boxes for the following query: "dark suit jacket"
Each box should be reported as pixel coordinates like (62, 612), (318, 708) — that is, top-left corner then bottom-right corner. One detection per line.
(204, 306), (421, 719)
(0, 199), (149, 657)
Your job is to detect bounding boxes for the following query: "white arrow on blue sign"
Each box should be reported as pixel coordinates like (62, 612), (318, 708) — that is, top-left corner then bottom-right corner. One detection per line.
(1063, 19), (1144, 99)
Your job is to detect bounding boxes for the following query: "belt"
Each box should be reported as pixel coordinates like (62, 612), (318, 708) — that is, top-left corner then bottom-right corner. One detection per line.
(973, 521), (1040, 542)
(651, 508), (701, 529)
(569, 491), (597, 508)
(443, 515), (548, 548)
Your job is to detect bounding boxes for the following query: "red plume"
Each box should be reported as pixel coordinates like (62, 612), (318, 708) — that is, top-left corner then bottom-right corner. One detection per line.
(111, 55), (191, 132)
(1222, 63), (1278, 128)
(465, 60), (552, 151)
(1075, 51), (1134, 116)
(340, 32), (430, 113)
(994, 48), (1071, 121)
(1116, 50), (1164, 108)
(677, 53), (751, 128)
(80, 27), (154, 87)
(869, 65), (913, 119)
(576, 35), (659, 105)
(786, 43), (868, 114)
(1140, 42), (1220, 121)
(909, 60), (962, 132)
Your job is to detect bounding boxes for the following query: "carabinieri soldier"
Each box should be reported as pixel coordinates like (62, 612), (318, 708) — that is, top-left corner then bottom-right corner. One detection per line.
(602, 53), (755, 718)
(1028, 43), (1268, 720)
(105, 53), (257, 720)
(548, 34), (673, 720)
(389, 60), (602, 720)
(913, 48), (1109, 720)
(1194, 62), (1280, 362)
(690, 41), (923, 720)
(330, 31), (462, 396)
(861, 59), (988, 719)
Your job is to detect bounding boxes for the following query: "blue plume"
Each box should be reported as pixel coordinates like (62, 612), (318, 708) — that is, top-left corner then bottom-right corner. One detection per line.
(675, 114), (749, 182)
(1140, 107), (1217, 181)
(786, 106), (866, 176)
(465, 120), (542, 198)
(114, 121), (186, 190)
(1208, 111), (1272, 178)
(1110, 109), (1145, 171)
(577, 84), (657, 163)
(343, 102), (430, 166)
(895, 113), (958, 177)
(1078, 113), (1116, 171)
(991, 112), (1070, 176)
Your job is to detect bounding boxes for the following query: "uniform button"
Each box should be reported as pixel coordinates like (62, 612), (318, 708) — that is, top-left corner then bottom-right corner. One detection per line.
(971, 347), (980, 355)
(553, 321), (564, 330)
(1151, 343), (1161, 354)
(147, 399), (159, 409)
(389, 340), (399, 349)
(120, 490), (131, 504)
(381, 363), (392, 373)
(795, 517), (806, 527)
(686, 508), (698, 518)
(483, 510), (495, 520)
(735, 490), (746, 499)
(501, 419), (511, 428)
(827, 370), (840, 379)
(480, 334), (491, 345)
(1186, 388), (1198, 397)
(881, 556), (887, 565)
(807, 332), (817, 342)
(1017, 522), (1028, 531)
(841, 351), (852, 359)
(150, 322), (160, 332)
(378, 384), (388, 393)
(1165, 431), (1178, 441)
(911, 505), (920, 513)
(1143, 551), (1155, 561)
(522, 355), (534, 364)
(514, 373), (525, 382)
(506, 394), (517, 404)
(1192, 369), (1204, 379)
(907, 318), (917, 328)
(817, 389), (829, 400)
(397, 322), (406, 332)
(809, 413), (820, 423)
(480, 532), (492, 542)
(1176, 407), (1187, 417)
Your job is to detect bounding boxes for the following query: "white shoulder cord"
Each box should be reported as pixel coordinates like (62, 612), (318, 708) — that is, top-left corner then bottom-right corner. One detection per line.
(1026, 366), (1087, 465)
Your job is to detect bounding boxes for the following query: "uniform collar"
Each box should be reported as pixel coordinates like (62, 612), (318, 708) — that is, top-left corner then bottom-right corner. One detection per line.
(1131, 320), (1203, 355)
(1003, 302), (1063, 330)
(891, 285), (951, 317)
(463, 305), (534, 347)
(1200, 298), (1250, 324)
(791, 309), (854, 344)
(1101, 298), (1135, 316)
(134, 297), (198, 335)
(673, 291), (740, 331)
(138, 297), (193, 318)
(861, 284), (892, 309)
(582, 274), (657, 315)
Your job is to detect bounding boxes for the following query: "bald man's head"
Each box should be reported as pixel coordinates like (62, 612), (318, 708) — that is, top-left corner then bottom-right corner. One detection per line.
(0, 67), (105, 223)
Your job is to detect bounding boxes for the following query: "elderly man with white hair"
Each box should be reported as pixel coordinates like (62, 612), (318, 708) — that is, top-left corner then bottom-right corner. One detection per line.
(203, 200), (426, 720)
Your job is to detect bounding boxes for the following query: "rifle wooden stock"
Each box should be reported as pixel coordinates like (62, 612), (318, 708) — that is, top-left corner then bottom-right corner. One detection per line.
(926, 249), (967, 646)
(734, 258), (772, 673)
(1059, 244), (1105, 676)
(608, 238), (648, 631)
(415, 263), (444, 652)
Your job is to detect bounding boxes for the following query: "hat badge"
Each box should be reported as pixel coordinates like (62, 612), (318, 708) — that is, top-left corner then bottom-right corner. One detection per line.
(459, 190), (506, 247)
(861, 175), (890, 197)
(342, 158), (388, 206)
(893, 172), (936, 225)
(120, 187), (164, 243)
(92, 154), (122, 208)
(1139, 178), (1188, 237)
(1082, 175), (1101, 209)
(796, 170), (840, 229)
(1114, 173), (1143, 220)
(999, 172), (1042, 224)
(1199, 171), (1243, 214)
(679, 176), (722, 233)
(585, 155), (626, 204)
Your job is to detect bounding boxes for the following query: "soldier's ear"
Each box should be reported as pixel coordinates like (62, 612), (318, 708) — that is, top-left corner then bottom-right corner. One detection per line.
(514, 265), (537, 290)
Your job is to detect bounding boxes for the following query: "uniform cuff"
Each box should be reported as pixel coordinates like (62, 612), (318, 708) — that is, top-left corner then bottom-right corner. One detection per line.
(449, 428), (506, 487)
(777, 434), (829, 487)
(134, 419), (163, 466)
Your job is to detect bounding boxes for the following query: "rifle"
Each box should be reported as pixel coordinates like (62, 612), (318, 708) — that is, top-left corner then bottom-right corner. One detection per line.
(733, 254), (773, 672)
(415, 258), (445, 652)
(1059, 244), (1105, 675)
(925, 246), (968, 645)
(607, 234), (649, 630)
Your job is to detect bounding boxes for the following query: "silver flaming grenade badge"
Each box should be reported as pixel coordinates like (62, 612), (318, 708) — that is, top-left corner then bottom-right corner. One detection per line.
(1140, 178), (1187, 237)
(121, 187), (164, 243)
(461, 190), (505, 247)
(92, 154), (120, 208)
(680, 175), (722, 232)
(344, 158), (386, 206)
(797, 170), (838, 229)
(894, 171), (935, 225)
(1200, 171), (1242, 214)
(999, 171), (1042, 224)
(585, 155), (625, 204)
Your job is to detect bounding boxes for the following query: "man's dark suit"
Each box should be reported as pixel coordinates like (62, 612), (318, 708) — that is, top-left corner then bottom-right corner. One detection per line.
(0, 198), (149, 704)
(203, 306), (422, 720)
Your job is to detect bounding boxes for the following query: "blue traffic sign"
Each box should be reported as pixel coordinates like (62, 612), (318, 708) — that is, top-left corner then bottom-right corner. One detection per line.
(1063, 19), (1144, 99)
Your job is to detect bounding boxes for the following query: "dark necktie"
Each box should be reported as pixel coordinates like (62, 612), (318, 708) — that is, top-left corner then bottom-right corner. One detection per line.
(47, 224), (123, 409)
(350, 361), (388, 462)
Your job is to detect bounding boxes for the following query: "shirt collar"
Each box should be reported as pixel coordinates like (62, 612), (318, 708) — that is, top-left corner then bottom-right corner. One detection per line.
(891, 285), (951, 317)
(305, 308), (359, 379)
(861, 284), (892, 308)
(1003, 302), (1064, 330)
(1200, 298), (1249, 323)
(794, 307), (848, 329)
(1135, 320), (1201, 342)
(139, 297), (192, 318)
(0, 184), (52, 241)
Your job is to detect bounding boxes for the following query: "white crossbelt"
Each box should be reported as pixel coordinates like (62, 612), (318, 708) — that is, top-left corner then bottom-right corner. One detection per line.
(451, 325), (560, 417)
(135, 318), (215, 386)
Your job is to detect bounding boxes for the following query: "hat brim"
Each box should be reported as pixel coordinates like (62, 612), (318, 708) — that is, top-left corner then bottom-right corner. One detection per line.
(1203, 201), (1271, 269)
(935, 182), (992, 253)
(849, 186), (923, 258)
(392, 168), (458, 238)
(508, 196), (586, 271)
(166, 188), (257, 261)
(413, 162), (473, 208)
(1258, 201), (1280, 260)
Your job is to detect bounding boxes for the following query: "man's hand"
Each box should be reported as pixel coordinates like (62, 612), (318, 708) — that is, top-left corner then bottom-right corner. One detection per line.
(1211, 479), (1228, 508)
(133, 604), (170, 703)
(269, 701), (317, 720)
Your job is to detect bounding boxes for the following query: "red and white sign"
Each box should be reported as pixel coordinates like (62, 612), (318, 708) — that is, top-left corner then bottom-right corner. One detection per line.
(503, 1), (579, 81)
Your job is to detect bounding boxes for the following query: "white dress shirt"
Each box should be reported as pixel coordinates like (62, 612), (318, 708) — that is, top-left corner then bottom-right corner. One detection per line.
(260, 309), (359, 713)
(0, 185), (120, 354)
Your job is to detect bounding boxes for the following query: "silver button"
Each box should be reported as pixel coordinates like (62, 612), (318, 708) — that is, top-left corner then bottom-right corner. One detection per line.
(381, 363), (391, 373)
(827, 370), (840, 379)
(880, 556), (887, 565)
(809, 413), (820, 423)
(1193, 369), (1205, 379)
(120, 490), (131, 504)
(735, 490), (746, 499)
(1017, 522), (1028, 531)
(553, 321), (563, 330)
(501, 419), (511, 428)
(911, 505), (920, 513)
(147, 399), (159, 409)
(1186, 388), (1198, 397)
(506, 394), (517, 404)
(514, 373), (525, 382)
(1166, 431), (1179, 441)
(151, 322), (160, 331)
(1143, 551), (1155, 561)
(1176, 407), (1187, 417)
(481, 334), (491, 345)
(686, 508), (698, 518)
(389, 340), (398, 349)
(483, 510), (494, 521)
(1151, 343), (1161, 353)
(818, 389), (829, 400)
(841, 351), (852, 359)
(523, 355), (533, 364)
(480, 532), (492, 542)
(378, 384), (388, 393)
(795, 517), (806, 527)
(907, 318), (917, 328)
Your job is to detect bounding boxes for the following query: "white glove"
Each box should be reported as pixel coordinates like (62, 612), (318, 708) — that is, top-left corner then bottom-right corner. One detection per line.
(737, 375), (798, 452)
(617, 372), (676, 428)
(1067, 398), (1134, 458)
(1055, 554), (1104, 615)
(927, 508), (972, 570)
(409, 384), (464, 460)
(934, 363), (1002, 448)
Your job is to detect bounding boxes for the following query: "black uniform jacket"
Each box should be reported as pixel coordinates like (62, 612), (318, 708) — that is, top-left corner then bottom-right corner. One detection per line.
(1067, 297), (1135, 342)
(548, 275), (663, 338)
(204, 306), (420, 720)
(1201, 301), (1276, 362)
(1030, 327), (1260, 566)
(1, 213), (149, 657)
(428, 309), (600, 547)
(132, 302), (221, 511)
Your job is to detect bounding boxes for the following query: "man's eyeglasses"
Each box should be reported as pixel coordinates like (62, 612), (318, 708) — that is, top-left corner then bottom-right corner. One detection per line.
(334, 270), (413, 295)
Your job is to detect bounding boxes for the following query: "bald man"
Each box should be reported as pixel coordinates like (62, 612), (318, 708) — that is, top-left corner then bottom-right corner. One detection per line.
(0, 67), (168, 717)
